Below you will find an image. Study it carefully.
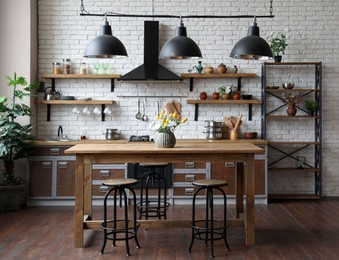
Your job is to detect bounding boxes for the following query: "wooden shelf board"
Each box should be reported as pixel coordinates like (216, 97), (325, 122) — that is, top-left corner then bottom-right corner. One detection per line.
(265, 62), (322, 66)
(186, 99), (262, 105)
(42, 73), (120, 79)
(269, 141), (320, 145)
(269, 167), (320, 172)
(268, 194), (321, 200)
(181, 73), (257, 78)
(36, 100), (114, 105)
(266, 88), (320, 92)
(266, 115), (320, 119)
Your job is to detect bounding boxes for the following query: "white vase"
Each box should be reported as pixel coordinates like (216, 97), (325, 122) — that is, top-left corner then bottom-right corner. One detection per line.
(155, 132), (176, 148)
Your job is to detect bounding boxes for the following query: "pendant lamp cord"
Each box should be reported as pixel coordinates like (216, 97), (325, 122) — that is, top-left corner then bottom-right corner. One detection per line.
(80, 0), (274, 20)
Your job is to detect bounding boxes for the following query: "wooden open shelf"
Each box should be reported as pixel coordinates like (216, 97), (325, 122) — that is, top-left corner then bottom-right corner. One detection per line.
(36, 100), (114, 105)
(268, 194), (321, 200)
(266, 115), (320, 119)
(186, 99), (261, 121)
(269, 167), (320, 173)
(41, 73), (120, 79)
(180, 73), (257, 91)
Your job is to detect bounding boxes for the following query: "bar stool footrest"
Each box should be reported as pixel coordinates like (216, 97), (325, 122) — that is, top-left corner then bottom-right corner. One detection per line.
(136, 200), (170, 218)
(101, 220), (140, 241)
(192, 220), (227, 241)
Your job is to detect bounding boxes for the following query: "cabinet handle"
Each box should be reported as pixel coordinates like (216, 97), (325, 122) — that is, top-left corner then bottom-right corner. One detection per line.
(99, 186), (109, 193)
(42, 162), (52, 168)
(185, 175), (195, 182)
(225, 162), (235, 168)
(185, 188), (195, 195)
(184, 162), (195, 168)
(58, 162), (68, 169)
(50, 148), (60, 155)
(100, 170), (110, 177)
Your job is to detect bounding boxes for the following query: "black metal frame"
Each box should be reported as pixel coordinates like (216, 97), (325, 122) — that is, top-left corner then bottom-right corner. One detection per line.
(261, 62), (322, 198)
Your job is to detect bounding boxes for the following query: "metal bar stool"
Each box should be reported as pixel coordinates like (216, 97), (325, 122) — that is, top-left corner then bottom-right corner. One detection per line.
(137, 163), (170, 219)
(188, 179), (230, 258)
(100, 178), (141, 256)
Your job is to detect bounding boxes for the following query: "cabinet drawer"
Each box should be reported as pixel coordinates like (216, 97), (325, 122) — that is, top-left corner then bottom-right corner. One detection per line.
(173, 173), (206, 182)
(92, 169), (125, 180)
(173, 186), (200, 196)
(173, 162), (206, 169)
(31, 146), (70, 156)
(29, 161), (53, 197)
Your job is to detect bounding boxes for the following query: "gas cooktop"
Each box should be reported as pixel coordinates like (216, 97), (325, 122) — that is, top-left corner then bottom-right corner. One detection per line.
(129, 135), (153, 142)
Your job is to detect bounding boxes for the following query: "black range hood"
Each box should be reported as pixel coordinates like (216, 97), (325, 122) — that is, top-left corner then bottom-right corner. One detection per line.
(119, 21), (182, 82)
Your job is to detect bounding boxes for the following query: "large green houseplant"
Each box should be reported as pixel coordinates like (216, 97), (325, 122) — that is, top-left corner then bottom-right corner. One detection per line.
(0, 73), (39, 211)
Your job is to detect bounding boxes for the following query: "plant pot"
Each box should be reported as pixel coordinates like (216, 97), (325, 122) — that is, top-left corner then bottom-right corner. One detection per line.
(287, 103), (297, 116)
(155, 132), (176, 148)
(212, 92), (220, 100)
(232, 91), (241, 100)
(221, 93), (231, 100)
(0, 184), (25, 212)
(274, 56), (282, 62)
(199, 91), (207, 100)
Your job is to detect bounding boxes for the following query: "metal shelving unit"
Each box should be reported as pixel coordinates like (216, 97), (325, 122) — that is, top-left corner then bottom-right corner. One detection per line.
(261, 62), (322, 200)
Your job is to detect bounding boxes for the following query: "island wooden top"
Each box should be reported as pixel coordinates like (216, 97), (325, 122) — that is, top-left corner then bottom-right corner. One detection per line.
(65, 141), (264, 155)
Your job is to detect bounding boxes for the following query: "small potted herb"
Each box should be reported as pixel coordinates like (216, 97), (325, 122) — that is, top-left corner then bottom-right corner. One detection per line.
(304, 100), (319, 116)
(267, 31), (288, 62)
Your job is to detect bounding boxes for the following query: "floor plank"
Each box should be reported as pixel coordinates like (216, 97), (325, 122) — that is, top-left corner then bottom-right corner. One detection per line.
(1, 199), (339, 259)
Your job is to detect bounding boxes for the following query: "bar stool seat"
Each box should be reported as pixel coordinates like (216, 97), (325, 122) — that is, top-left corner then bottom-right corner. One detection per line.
(137, 162), (170, 219)
(189, 179), (230, 258)
(100, 178), (141, 256)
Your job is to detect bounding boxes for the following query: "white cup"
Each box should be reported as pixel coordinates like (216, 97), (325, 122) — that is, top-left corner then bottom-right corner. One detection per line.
(103, 107), (112, 115)
(82, 106), (91, 115)
(72, 107), (80, 115)
(93, 107), (101, 115)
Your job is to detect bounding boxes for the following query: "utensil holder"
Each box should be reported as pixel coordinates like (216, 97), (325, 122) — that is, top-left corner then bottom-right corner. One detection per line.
(230, 129), (238, 140)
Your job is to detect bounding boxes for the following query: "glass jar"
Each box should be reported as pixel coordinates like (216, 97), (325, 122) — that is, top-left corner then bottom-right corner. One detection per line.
(63, 58), (71, 74)
(79, 62), (87, 74)
(52, 62), (61, 74)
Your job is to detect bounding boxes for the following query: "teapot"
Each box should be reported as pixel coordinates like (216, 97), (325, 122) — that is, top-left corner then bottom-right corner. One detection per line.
(44, 87), (60, 100)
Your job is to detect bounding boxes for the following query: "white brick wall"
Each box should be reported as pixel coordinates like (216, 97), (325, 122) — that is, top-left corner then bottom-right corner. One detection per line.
(37, 0), (339, 196)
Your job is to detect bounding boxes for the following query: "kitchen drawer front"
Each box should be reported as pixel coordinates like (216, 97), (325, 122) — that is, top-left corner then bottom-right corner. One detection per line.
(173, 186), (203, 197)
(173, 162), (207, 170)
(92, 164), (126, 180)
(29, 160), (53, 198)
(31, 146), (70, 156)
(173, 173), (207, 183)
(210, 162), (236, 195)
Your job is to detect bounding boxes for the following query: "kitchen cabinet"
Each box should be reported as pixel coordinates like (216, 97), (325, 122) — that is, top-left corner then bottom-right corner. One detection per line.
(182, 73), (260, 121)
(262, 62), (322, 200)
(172, 162), (208, 198)
(92, 164), (126, 197)
(28, 146), (76, 202)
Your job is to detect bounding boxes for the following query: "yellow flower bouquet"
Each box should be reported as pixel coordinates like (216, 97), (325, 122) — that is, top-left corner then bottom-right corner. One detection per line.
(152, 110), (188, 133)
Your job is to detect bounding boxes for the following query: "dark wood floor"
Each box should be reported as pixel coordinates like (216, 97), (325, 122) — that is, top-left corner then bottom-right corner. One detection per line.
(1, 199), (339, 259)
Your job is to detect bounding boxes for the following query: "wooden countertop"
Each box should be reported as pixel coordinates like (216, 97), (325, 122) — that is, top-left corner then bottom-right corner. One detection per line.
(31, 138), (267, 146)
(65, 141), (264, 155)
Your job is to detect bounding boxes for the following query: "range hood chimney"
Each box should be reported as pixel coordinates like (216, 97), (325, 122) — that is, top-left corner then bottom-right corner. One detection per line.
(119, 21), (182, 81)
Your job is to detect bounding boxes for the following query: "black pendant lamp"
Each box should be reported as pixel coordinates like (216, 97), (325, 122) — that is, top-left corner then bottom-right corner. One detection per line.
(230, 17), (272, 60)
(84, 16), (127, 58)
(159, 17), (202, 59)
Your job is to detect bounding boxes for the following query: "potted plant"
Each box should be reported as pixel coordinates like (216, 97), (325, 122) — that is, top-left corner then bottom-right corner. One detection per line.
(218, 85), (232, 100)
(282, 91), (301, 116)
(0, 72), (39, 211)
(267, 31), (288, 62)
(304, 100), (319, 116)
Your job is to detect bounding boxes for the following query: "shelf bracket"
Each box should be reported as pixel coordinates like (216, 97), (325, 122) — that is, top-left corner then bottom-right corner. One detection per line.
(111, 79), (115, 92)
(194, 104), (199, 121)
(248, 104), (253, 121)
(47, 104), (51, 122)
(51, 79), (56, 92)
(101, 104), (106, 121)
(237, 78), (241, 91)
(189, 78), (194, 91)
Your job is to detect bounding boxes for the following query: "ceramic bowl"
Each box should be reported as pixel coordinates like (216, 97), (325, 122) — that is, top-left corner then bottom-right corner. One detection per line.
(242, 94), (253, 100)
(243, 132), (258, 139)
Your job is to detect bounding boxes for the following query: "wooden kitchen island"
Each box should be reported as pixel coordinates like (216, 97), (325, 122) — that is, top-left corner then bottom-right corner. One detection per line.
(65, 141), (264, 248)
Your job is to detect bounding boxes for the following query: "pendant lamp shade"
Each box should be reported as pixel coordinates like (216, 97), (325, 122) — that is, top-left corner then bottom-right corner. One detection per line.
(159, 18), (202, 59)
(84, 18), (127, 58)
(230, 18), (272, 60)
